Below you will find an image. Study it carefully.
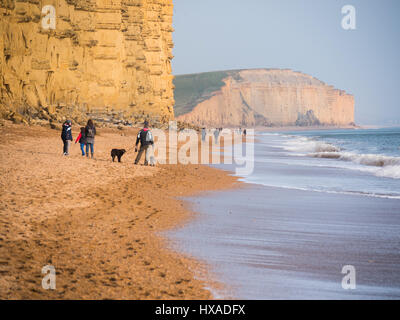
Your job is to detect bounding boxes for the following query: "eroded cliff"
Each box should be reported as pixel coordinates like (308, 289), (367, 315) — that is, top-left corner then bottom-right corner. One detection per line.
(175, 69), (355, 127)
(0, 0), (174, 125)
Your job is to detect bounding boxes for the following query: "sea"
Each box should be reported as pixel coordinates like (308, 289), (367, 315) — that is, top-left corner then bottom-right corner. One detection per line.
(169, 127), (400, 299)
(247, 127), (400, 199)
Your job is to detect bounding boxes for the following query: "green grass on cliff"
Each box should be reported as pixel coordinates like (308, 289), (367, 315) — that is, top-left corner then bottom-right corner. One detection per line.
(173, 71), (234, 116)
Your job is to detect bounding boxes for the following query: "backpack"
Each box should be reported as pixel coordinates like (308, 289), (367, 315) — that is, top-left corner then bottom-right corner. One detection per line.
(86, 126), (95, 138)
(145, 130), (153, 143)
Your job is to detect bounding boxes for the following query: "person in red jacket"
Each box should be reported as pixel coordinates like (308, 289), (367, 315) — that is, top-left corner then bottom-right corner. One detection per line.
(75, 127), (86, 156)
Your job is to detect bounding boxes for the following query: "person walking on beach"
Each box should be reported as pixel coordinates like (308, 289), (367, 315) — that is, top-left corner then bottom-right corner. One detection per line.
(201, 127), (206, 142)
(214, 128), (220, 144)
(134, 121), (154, 166)
(75, 127), (86, 156)
(61, 120), (73, 156)
(85, 119), (96, 159)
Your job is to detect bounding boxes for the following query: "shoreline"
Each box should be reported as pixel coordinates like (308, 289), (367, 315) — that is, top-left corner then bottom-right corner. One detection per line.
(171, 184), (400, 299)
(0, 122), (239, 299)
(170, 130), (400, 299)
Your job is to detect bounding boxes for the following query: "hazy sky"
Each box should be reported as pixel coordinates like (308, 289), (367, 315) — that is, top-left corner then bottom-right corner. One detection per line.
(172, 0), (400, 125)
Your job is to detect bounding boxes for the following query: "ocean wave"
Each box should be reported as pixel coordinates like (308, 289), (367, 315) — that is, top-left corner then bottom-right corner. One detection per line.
(259, 132), (281, 136)
(309, 151), (400, 167)
(307, 151), (400, 179)
(374, 165), (400, 179)
(279, 134), (400, 179)
(283, 137), (340, 153)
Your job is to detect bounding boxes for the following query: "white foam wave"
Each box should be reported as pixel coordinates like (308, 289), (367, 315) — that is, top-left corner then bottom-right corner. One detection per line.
(308, 151), (400, 179)
(277, 134), (400, 179)
(373, 165), (400, 179)
(283, 137), (340, 153)
(310, 151), (400, 167)
(259, 132), (281, 136)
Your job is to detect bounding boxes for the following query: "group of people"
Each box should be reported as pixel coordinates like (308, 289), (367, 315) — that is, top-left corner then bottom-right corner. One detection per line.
(201, 127), (247, 143)
(60, 119), (155, 166)
(201, 127), (222, 142)
(61, 119), (96, 158)
(61, 121), (248, 164)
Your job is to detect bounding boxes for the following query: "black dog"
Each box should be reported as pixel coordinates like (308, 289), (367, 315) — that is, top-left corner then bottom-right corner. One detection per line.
(111, 149), (126, 162)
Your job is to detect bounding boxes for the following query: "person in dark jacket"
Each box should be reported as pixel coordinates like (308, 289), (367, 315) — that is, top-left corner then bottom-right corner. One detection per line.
(85, 119), (96, 158)
(201, 127), (206, 142)
(213, 127), (220, 144)
(61, 120), (73, 156)
(75, 127), (86, 156)
(134, 121), (154, 166)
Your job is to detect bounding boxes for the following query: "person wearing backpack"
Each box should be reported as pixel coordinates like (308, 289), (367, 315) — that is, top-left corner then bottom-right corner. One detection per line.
(134, 121), (154, 166)
(85, 119), (96, 158)
(75, 127), (86, 156)
(61, 120), (73, 156)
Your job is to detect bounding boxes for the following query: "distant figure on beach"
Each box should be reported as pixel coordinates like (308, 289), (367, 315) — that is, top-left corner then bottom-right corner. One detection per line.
(75, 127), (86, 156)
(85, 119), (96, 159)
(61, 120), (73, 156)
(243, 129), (247, 136)
(214, 128), (220, 144)
(134, 121), (155, 166)
(201, 127), (206, 142)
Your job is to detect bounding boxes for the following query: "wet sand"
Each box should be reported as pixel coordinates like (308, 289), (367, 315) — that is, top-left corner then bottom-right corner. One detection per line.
(0, 122), (238, 299)
(171, 184), (400, 299)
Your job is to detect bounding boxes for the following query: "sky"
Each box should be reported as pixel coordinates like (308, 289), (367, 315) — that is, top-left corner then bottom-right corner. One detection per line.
(172, 0), (400, 125)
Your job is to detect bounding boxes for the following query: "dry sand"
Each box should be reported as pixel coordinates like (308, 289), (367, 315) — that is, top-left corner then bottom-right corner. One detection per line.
(0, 122), (239, 299)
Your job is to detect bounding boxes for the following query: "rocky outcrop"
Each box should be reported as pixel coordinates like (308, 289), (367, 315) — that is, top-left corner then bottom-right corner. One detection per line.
(175, 69), (355, 127)
(0, 0), (174, 125)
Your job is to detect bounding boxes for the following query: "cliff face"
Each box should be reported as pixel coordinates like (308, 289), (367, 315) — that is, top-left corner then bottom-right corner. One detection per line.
(0, 0), (174, 125)
(175, 69), (354, 127)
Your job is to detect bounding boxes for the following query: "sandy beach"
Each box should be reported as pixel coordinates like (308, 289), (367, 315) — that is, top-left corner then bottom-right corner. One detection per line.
(0, 121), (238, 299)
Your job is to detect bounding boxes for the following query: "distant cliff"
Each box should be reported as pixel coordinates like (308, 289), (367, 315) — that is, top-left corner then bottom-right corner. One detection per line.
(174, 69), (355, 127)
(0, 0), (174, 125)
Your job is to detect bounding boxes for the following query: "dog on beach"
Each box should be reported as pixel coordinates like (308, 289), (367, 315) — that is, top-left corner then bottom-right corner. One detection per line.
(111, 149), (126, 162)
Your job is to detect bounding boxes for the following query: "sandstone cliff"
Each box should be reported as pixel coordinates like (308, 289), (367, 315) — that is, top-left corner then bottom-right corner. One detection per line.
(175, 69), (355, 127)
(0, 0), (174, 126)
